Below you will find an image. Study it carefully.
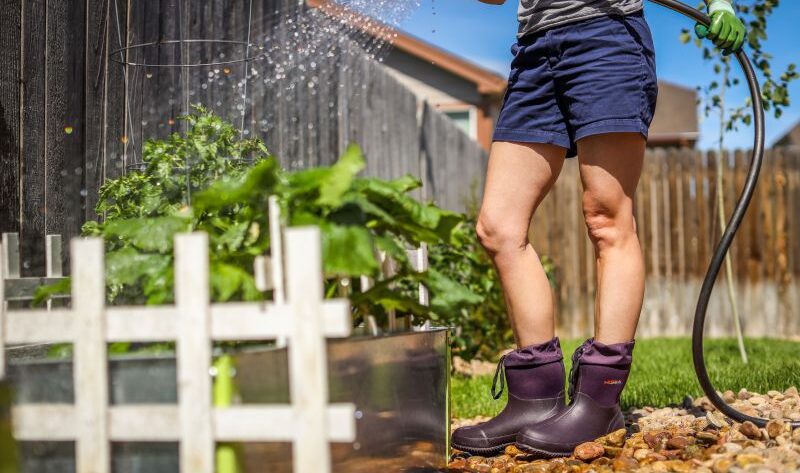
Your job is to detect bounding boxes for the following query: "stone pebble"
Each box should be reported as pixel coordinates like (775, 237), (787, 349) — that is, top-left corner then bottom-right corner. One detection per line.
(448, 387), (800, 472)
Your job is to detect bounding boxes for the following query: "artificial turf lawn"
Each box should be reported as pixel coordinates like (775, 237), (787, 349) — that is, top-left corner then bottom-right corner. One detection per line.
(451, 338), (800, 419)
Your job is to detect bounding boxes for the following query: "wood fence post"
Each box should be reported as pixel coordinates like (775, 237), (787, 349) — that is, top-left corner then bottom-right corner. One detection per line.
(408, 246), (430, 331)
(45, 235), (63, 278)
(0, 242), (5, 378)
(175, 233), (214, 473)
(269, 196), (286, 304)
(285, 227), (331, 473)
(71, 238), (109, 473)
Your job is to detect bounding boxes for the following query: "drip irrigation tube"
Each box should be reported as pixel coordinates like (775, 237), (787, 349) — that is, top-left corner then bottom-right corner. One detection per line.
(647, 0), (790, 428)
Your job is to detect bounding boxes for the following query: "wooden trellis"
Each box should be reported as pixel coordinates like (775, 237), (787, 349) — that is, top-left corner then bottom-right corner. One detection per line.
(0, 226), (356, 473)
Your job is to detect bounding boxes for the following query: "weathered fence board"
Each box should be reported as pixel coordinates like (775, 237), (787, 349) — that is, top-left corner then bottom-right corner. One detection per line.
(420, 101), (488, 213)
(532, 147), (800, 339)
(0, 0), (21, 237)
(20, 0), (47, 276)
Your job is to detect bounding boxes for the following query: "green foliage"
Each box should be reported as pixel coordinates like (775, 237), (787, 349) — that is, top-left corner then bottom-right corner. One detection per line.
(37, 107), (516, 340)
(452, 338), (800, 418)
(680, 1), (798, 132)
(428, 219), (556, 360)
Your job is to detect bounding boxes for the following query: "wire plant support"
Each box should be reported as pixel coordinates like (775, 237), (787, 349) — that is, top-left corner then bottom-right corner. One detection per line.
(109, 39), (265, 68)
(108, 0), (258, 184)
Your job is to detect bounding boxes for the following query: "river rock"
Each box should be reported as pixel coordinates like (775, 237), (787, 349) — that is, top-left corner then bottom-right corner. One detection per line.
(611, 455), (639, 471)
(573, 442), (604, 461)
(766, 419), (785, 438)
(666, 435), (691, 450)
(712, 458), (734, 473)
(740, 421), (761, 439)
(736, 452), (765, 467)
(598, 428), (626, 447)
(706, 411), (729, 428)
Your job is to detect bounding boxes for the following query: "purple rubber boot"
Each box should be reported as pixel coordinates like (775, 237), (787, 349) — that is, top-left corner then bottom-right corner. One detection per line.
(516, 338), (635, 458)
(451, 338), (566, 456)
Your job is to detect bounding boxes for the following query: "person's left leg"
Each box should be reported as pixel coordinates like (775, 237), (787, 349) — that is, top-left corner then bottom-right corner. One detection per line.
(516, 132), (645, 457)
(579, 132), (645, 343)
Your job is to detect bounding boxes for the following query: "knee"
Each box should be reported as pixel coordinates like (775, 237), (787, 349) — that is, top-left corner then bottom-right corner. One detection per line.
(582, 194), (636, 251)
(475, 214), (528, 257)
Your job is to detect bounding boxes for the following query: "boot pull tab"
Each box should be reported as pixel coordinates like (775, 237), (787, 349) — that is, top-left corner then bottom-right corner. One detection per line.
(567, 345), (586, 402)
(490, 354), (507, 400)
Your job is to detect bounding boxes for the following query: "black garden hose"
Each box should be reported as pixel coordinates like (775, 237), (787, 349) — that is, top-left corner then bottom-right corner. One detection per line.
(648, 0), (787, 429)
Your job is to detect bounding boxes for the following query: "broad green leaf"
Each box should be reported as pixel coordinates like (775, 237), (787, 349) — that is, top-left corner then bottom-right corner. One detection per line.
(105, 248), (172, 288)
(104, 216), (191, 253)
(351, 276), (429, 315)
(32, 277), (72, 307)
(317, 144), (365, 207)
(193, 158), (280, 211)
(424, 268), (483, 314)
(210, 262), (261, 302)
(321, 223), (379, 276)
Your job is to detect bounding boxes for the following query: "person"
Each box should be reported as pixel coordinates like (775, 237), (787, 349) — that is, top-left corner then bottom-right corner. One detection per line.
(452, 0), (746, 457)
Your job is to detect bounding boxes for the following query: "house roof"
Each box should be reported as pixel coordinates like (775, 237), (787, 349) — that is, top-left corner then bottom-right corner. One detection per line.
(774, 121), (800, 147)
(649, 81), (699, 144)
(306, 0), (508, 95)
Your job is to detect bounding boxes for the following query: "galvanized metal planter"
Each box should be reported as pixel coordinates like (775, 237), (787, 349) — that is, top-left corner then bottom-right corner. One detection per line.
(8, 329), (449, 473)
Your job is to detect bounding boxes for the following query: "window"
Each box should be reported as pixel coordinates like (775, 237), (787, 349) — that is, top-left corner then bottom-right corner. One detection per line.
(443, 109), (476, 139)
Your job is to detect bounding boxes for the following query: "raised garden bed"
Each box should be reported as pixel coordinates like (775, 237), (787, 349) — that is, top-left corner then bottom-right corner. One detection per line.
(7, 329), (449, 473)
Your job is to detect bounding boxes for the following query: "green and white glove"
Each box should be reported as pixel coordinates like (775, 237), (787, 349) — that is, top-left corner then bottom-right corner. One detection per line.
(695, 0), (746, 55)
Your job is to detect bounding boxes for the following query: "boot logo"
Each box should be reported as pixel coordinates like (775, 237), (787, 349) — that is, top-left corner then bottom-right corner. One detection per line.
(603, 379), (622, 385)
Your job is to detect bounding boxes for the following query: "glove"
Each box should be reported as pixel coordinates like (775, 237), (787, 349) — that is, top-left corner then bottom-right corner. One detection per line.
(695, 0), (746, 55)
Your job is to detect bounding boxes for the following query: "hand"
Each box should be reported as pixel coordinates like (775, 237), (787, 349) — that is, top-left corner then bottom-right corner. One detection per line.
(695, 0), (746, 55)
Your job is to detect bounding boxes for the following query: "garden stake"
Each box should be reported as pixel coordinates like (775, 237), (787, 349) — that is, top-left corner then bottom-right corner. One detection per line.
(214, 355), (242, 473)
(648, 0), (793, 429)
(0, 380), (18, 473)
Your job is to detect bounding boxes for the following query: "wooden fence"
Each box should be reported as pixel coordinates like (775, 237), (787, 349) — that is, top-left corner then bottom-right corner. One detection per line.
(0, 0), (488, 276)
(0, 227), (356, 473)
(535, 147), (800, 339)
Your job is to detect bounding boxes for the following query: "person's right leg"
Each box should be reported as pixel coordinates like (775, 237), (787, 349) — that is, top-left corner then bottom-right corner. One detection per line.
(476, 141), (566, 346)
(451, 140), (568, 456)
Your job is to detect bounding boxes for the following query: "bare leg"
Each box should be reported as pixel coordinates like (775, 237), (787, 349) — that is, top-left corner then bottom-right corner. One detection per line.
(477, 141), (566, 347)
(576, 133), (646, 344)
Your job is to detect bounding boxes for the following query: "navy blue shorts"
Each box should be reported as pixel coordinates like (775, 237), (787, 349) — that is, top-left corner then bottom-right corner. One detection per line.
(493, 11), (658, 158)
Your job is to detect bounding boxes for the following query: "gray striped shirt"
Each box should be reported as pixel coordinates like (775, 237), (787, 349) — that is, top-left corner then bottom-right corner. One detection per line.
(518, 0), (644, 37)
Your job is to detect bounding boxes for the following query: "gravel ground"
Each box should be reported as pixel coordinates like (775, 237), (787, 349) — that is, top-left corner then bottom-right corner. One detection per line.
(449, 387), (800, 472)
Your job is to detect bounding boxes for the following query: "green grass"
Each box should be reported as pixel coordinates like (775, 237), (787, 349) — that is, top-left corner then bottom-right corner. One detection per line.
(452, 338), (800, 419)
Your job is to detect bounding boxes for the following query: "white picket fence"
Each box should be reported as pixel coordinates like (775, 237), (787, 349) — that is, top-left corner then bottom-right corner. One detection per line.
(0, 223), (356, 473)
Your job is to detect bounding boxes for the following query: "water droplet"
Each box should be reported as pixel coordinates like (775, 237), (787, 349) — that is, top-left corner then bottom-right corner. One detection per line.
(64, 126), (73, 134)
(223, 67), (231, 75)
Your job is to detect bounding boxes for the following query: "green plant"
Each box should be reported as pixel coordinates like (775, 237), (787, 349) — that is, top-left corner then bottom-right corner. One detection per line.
(36, 107), (482, 333)
(428, 218), (556, 360)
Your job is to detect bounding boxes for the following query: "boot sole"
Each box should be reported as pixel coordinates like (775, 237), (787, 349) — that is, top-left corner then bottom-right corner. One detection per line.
(451, 441), (514, 456)
(515, 442), (573, 458)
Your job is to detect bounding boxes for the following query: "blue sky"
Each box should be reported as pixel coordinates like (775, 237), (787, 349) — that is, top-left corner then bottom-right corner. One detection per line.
(398, 0), (800, 149)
